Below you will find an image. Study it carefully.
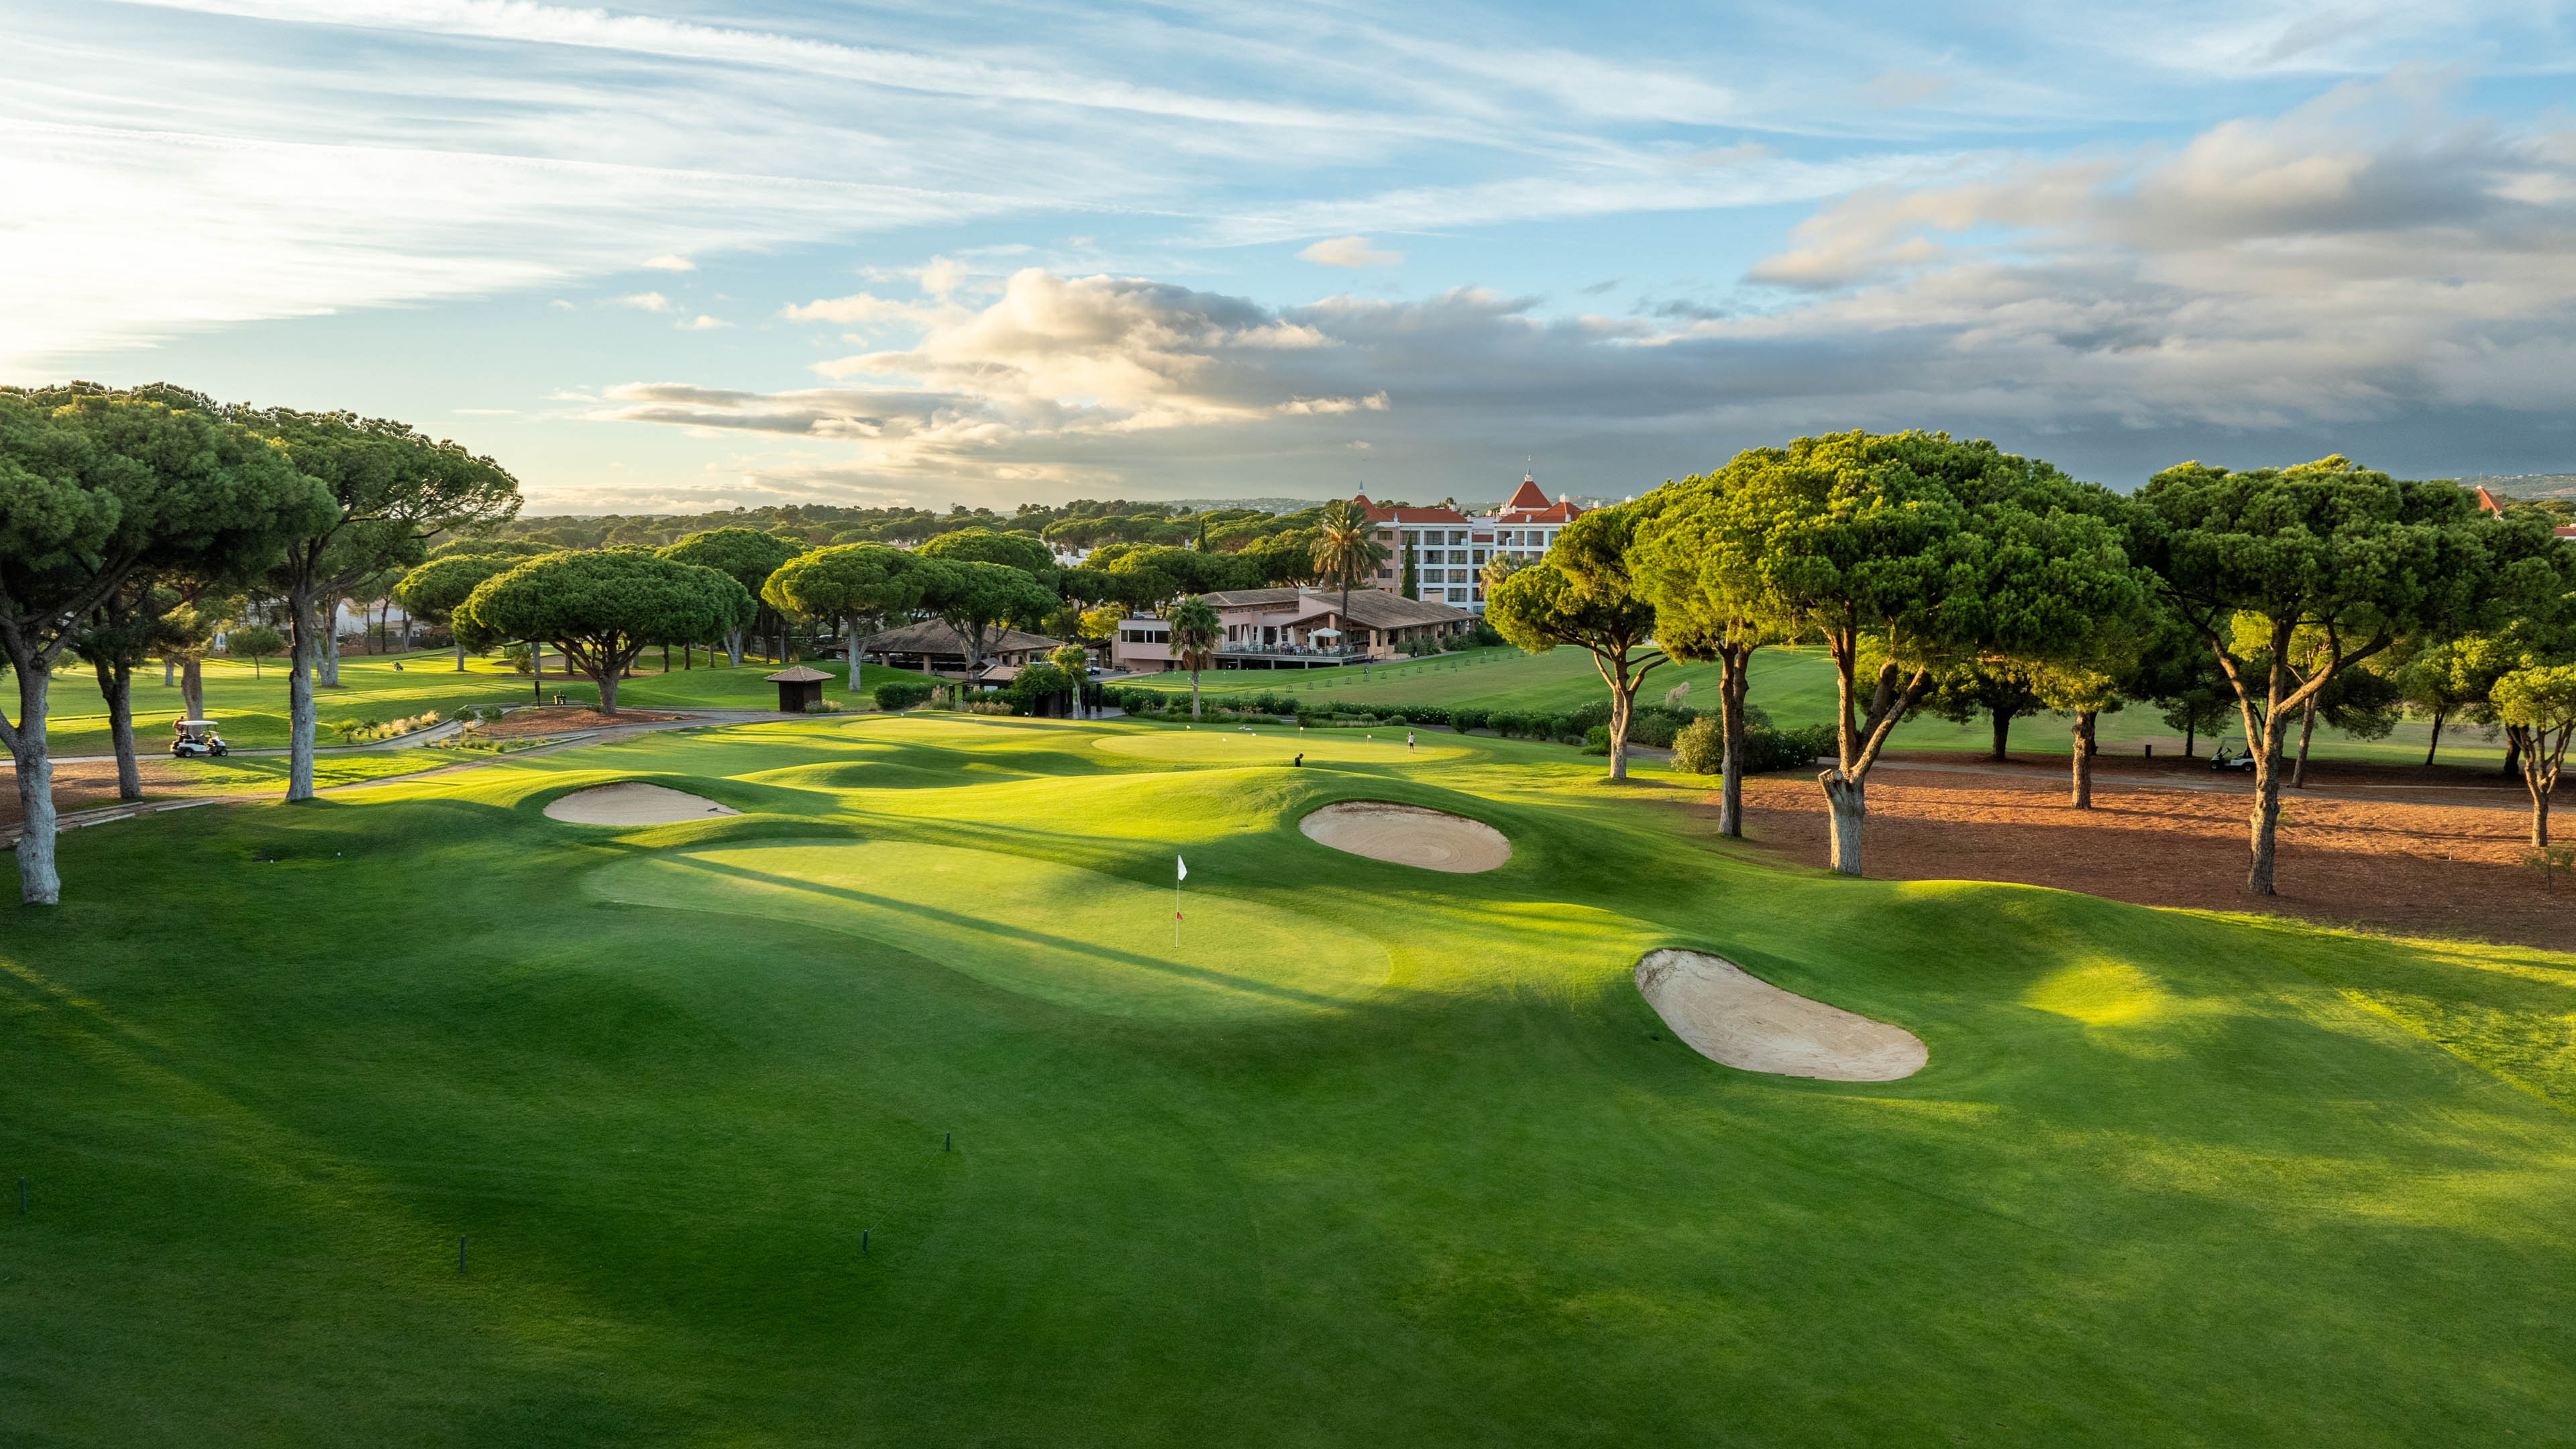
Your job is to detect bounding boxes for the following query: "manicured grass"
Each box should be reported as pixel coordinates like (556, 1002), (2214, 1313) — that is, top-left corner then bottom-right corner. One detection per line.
(6, 714), (2573, 1444)
(44, 653), (930, 757)
(1155, 644), (2503, 763)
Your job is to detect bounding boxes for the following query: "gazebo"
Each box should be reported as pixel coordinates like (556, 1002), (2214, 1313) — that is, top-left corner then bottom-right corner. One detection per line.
(764, 665), (832, 712)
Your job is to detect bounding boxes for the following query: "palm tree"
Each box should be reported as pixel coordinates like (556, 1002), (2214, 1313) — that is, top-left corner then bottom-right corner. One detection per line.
(1167, 598), (1222, 720)
(1311, 500), (1387, 661)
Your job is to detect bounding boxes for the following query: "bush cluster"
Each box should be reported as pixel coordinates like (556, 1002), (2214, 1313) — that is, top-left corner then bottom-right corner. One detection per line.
(872, 680), (934, 711)
(1670, 718), (1839, 776)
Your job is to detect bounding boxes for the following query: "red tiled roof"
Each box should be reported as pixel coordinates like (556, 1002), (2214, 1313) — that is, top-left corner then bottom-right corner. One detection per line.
(1493, 474), (1586, 524)
(1503, 478), (1550, 512)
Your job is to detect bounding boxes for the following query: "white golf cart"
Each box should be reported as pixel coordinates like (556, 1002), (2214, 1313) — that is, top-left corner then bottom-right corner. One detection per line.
(2207, 739), (2258, 773)
(170, 719), (230, 759)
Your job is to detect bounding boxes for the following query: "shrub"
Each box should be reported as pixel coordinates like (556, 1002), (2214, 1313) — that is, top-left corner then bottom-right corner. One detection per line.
(1582, 725), (1610, 755)
(1529, 712), (1571, 743)
(1382, 714), (1407, 727)
(1568, 699), (1614, 736)
(802, 699), (845, 714)
(1671, 717), (1722, 775)
(1450, 706), (1487, 733)
(873, 680), (934, 712)
(1628, 709), (1682, 750)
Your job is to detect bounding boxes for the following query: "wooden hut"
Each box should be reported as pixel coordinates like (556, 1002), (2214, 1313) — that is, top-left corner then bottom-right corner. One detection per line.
(765, 665), (831, 712)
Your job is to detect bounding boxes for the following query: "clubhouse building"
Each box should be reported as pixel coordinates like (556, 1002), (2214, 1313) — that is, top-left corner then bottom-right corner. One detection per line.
(1111, 586), (1475, 674)
(1352, 474), (1589, 614)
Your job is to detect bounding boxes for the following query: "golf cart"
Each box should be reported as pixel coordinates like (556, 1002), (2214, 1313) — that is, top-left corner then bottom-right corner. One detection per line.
(2208, 739), (2257, 773)
(170, 719), (230, 759)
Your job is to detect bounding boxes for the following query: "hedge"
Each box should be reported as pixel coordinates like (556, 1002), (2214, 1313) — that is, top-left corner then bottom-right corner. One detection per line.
(872, 680), (934, 711)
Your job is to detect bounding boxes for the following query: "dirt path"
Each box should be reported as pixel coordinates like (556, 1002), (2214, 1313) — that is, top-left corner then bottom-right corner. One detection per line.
(1701, 754), (2569, 953)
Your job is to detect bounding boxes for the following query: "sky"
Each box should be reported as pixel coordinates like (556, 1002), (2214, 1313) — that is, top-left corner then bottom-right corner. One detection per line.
(7, 1), (2576, 515)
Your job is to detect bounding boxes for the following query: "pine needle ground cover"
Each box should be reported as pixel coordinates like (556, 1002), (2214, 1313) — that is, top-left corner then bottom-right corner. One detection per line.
(6, 715), (2571, 1445)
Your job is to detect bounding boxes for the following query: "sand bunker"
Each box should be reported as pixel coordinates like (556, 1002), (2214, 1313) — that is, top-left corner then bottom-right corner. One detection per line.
(1299, 800), (1510, 873)
(1635, 949), (1927, 1081)
(543, 782), (739, 826)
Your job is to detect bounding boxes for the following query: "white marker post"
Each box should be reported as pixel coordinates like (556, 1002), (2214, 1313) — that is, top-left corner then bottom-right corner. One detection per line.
(1175, 854), (1187, 947)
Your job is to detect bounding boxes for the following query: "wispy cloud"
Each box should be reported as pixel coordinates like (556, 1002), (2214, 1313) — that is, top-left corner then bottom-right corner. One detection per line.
(616, 292), (678, 313)
(1299, 235), (1403, 267)
(642, 254), (696, 272)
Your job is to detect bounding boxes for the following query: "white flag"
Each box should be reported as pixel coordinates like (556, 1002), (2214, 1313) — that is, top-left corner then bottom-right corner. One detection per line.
(1176, 855), (1188, 881)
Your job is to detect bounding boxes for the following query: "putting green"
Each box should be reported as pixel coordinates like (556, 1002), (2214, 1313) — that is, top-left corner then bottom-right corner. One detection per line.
(586, 839), (1393, 1020)
(1093, 729), (1466, 764)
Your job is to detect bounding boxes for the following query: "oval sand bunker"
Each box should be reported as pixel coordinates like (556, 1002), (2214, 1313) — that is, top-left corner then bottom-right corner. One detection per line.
(544, 782), (739, 826)
(1635, 949), (1927, 1081)
(1299, 800), (1509, 873)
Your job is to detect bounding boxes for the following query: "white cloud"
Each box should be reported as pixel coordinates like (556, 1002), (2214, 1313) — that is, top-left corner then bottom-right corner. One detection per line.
(779, 292), (955, 327)
(676, 314), (730, 330)
(616, 292), (678, 312)
(1298, 235), (1404, 268)
(643, 254), (696, 272)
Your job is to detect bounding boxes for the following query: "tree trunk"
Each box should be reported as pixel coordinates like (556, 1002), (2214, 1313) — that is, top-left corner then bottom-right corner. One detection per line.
(9, 661), (60, 904)
(2290, 695), (2318, 788)
(286, 590), (321, 802)
(2502, 733), (2522, 778)
(2424, 707), (2445, 767)
(2070, 710), (2096, 808)
(182, 657), (203, 720)
(1190, 667), (1201, 721)
(99, 657), (140, 801)
(662, 643), (670, 674)
(726, 628), (744, 669)
(453, 641), (466, 672)
(163, 655), (176, 687)
(320, 605), (343, 688)
(1605, 679), (1632, 781)
(2184, 719), (2196, 758)
(1716, 647), (1750, 837)
(1990, 706), (2011, 761)
(596, 666), (620, 715)
(1821, 770), (1866, 876)
(2246, 724), (2286, 896)
(846, 621), (858, 697)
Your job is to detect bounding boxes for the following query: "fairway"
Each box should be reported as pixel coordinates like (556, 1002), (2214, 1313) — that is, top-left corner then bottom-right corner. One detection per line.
(590, 839), (1391, 1019)
(8, 711), (2576, 1446)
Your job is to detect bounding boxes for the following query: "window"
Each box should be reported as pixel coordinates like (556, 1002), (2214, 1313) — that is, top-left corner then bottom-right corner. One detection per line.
(1472, 549), (1487, 564)
(1447, 549), (1468, 564)
(1446, 588), (1467, 602)
(1471, 586), (1485, 601)
(1448, 531), (1466, 545)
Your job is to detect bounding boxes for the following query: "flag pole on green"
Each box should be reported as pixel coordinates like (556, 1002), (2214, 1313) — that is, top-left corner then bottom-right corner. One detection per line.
(1175, 855), (1187, 947)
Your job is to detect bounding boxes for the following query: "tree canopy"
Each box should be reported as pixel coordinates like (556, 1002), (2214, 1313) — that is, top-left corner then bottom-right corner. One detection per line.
(917, 527), (1054, 575)
(916, 559), (1059, 676)
(1487, 504), (1664, 780)
(0, 390), (331, 904)
(456, 551), (752, 713)
(1642, 431), (2143, 875)
(2130, 454), (2566, 892)
(764, 543), (938, 694)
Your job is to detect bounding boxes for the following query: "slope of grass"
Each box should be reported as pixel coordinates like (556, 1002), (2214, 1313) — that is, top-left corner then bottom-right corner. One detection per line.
(43, 653), (931, 757)
(1152, 645), (2501, 763)
(5, 714), (2571, 1445)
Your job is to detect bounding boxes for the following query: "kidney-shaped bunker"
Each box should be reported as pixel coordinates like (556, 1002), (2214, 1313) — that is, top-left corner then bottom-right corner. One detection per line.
(1298, 800), (1510, 873)
(1635, 948), (1927, 1081)
(544, 782), (739, 826)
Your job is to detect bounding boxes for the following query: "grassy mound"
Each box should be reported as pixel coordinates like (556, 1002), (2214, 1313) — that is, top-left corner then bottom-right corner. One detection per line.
(5, 713), (2573, 1445)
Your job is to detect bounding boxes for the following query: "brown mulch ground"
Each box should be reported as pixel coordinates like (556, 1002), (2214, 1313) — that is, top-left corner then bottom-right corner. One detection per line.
(1697, 751), (2573, 953)
(470, 707), (680, 739)
(0, 759), (216, 829)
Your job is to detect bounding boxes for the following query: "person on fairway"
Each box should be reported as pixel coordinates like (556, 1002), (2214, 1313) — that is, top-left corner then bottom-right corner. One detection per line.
(1407, 731), (1415, 751)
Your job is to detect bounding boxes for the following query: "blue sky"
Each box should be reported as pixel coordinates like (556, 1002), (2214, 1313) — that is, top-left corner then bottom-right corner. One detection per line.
(9, 1), (2575, 513)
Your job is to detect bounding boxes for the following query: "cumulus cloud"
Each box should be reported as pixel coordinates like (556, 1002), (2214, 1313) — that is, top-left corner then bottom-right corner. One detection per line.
(605, 83), (2576, 494)
(614, 291), (678, 312)
(1299, 235), (1404, 267)
(676, 314), (730, 330)
(642, 254), (696, 271)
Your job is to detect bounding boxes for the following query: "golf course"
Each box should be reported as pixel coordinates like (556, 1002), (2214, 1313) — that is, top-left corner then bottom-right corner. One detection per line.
(8, 710), (2573, 1444)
